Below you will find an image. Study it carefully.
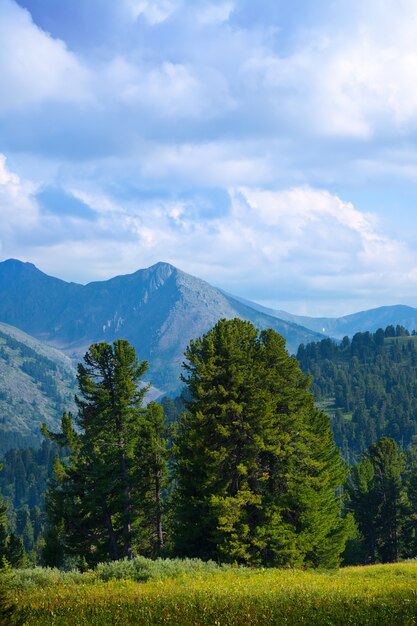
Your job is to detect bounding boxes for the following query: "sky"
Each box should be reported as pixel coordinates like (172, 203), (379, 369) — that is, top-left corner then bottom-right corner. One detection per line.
(2, 0), (417, 316)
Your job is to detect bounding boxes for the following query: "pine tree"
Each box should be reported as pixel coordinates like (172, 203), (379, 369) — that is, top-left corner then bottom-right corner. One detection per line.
(5, 535), (25, 569)
(0, 560), (16, 626)
(346, 456), (377, 563)
(0, 502), (8, 566)
(134, 402), (169, 555)
(369, 438), (405, 562)
(347, 437), (406, 563)
(404, 440), (417, 556)
(44, 340), (151, 565)
(173, 318), (349, 566)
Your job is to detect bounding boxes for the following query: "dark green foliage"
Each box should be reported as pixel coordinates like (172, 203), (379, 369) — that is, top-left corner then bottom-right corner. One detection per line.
(44, 340), (170, 565)
(0, 562), (17, 626)
(297, 326), (417, 461)
(346, 437), (406, 563)
(0, 441), (57, 561)
(403, 440), (417, 556)
(134, 402), (169, 556)
(160, 396), (185, 426)
(5, 535), (25, 569)
(0, 465), (25, 569)
(173, 318), (349, 567)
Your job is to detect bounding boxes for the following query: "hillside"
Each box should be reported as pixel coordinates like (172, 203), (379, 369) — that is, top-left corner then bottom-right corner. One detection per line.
(0, 259), (323, 393)
(297, 326), (417, 461)
(0, 322), (77, 453)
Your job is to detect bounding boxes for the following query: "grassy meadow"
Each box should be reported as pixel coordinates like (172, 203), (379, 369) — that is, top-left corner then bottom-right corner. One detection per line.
(7, 559), (417, 625)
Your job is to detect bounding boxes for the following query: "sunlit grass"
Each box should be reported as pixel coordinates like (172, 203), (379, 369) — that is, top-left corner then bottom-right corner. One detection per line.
(13, 560), (417, 625)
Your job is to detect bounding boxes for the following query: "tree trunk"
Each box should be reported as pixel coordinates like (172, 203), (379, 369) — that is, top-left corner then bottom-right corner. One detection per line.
(155, 465), (164, 551)
(101, 494), (119, 561)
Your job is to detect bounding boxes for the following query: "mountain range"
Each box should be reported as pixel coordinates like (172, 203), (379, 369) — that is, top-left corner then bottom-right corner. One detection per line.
(2, 257), (417, 451)
(229, 296), (417, 339)
(0, 259), (324, 394)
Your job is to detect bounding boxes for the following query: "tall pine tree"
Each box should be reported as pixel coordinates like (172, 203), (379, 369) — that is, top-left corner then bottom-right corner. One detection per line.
(134, 402), (169, 555)
(173, 318), (350, 567)
(44, 340), (150, 565)
(347, 437), (406, 563)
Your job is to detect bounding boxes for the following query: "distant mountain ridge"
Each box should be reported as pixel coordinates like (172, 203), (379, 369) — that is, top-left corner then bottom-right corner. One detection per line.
(0, 259), (324, 393)
(258, 305), (417, 339)
(0, 321), (77, 453)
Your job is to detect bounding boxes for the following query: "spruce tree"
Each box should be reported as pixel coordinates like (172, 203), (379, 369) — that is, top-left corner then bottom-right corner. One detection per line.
(134, 402), (169, 555)
(369, 437), (405, 562)
(44, 340), (150, 565)
(404, 440), (417, 556)
(346, 456), (377, 563)
(347, 437), (406, 563)
(0, 560), (17, 626)
(173, 318), (349, 566)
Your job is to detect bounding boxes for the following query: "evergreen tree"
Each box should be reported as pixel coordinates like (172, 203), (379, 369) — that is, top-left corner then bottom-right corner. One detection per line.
(404, 440), (417, 556)
(134, 402), (169, 555)
(347, 437), (406, 563)
(44, 340), (149, 565)
(297, 327), (417, 459)
(0, 560), (17, 626)
(346, 456), (377, 563)
(173, 318), (349, 567)
(0, 499), (7, 566)
(5, 535), (25, 569)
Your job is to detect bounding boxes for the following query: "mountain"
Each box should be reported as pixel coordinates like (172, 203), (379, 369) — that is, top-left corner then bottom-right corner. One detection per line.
(0, 259), (323, 394)
(0, 321), (77, 454)
(277, 306), (417, 338)
(231, 296), (417, 340)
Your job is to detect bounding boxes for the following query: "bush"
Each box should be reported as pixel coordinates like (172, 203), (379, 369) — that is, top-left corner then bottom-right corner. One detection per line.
(9, 557), (233, 590)
(95, 556), (232, 582)
(10, 566), (96, 590)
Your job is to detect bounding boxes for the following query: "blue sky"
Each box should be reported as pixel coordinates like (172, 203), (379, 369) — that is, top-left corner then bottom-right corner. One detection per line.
(1, 0), (417, 315)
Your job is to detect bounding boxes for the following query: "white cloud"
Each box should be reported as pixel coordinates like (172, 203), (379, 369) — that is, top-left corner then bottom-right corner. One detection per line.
(0, 0), (90, 112)
(103, 55), (234, 119)
(0, 154), (39, 233)
(3, 0), (417, 315)
(196, 2), (234, 26)
(139, 141), (271, 185)
(3, 160), (414, 313)
(126, 0), (180, 24)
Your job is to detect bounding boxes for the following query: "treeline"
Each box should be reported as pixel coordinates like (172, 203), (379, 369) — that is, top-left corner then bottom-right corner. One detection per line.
(297, 325), (417, 461)
(4, 320), (417, 569)
(0, 441), (58, 564)
(346, 436), (417, 564)
(33, 319), (349, 569)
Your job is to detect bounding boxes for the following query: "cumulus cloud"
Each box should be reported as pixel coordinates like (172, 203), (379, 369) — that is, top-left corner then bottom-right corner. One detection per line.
(3, 1), (417, 314)
(103, 57), (233, 119)
(125, 0), (180, 24)
(0, 154), (39, 234)
(0, 0), (90, 111)
(2, 152), (416, 314)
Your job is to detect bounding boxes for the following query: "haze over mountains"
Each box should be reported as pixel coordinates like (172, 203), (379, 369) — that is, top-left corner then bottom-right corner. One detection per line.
(231, 297), (417, 340)
(2, 257), (417, 452)
(0, 259), (323, 394)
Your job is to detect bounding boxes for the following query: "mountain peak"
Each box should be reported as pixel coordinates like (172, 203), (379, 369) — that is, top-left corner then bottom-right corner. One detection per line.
(1, 258), (37, 271)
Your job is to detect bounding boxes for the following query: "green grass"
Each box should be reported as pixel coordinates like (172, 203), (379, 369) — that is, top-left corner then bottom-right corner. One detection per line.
(9, 560), (417, 625)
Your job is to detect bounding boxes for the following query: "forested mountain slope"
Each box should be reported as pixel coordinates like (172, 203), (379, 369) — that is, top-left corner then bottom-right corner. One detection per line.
(297, 326), (417, 462)
(0, 259), (323, 393)
(0, 322), (76, 453)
